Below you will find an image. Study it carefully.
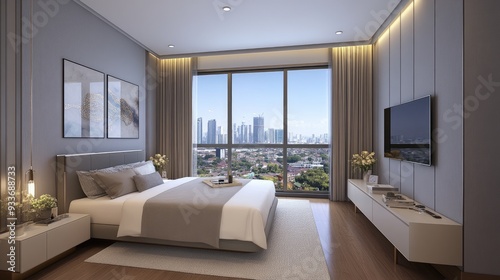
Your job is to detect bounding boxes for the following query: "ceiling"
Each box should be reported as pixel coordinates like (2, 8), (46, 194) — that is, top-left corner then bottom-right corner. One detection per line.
(77, 0), (402, 58)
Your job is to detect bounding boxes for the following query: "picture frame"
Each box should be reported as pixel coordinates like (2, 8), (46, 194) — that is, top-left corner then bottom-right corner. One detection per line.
(107, 75), (139, 138)
(368, 175), (379, 185)
(63, 59), (105, 138)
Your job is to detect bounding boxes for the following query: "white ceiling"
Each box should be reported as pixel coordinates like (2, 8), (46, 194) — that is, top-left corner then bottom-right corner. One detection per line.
(77, 0), (401, 57)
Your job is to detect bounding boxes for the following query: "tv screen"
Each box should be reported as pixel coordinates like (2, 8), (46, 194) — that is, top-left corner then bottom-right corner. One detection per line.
(384, 96), (431, 165)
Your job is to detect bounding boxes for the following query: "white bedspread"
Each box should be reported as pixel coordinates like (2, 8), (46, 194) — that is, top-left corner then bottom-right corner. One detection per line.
(70, 177), (275, 249)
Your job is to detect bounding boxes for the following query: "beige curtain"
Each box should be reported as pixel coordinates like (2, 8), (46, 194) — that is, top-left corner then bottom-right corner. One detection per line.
(156, 57), (197, 178)
(330, 45), (373, 201)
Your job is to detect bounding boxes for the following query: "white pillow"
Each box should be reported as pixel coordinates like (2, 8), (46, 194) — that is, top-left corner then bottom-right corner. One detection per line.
(133, 160), (156, 175)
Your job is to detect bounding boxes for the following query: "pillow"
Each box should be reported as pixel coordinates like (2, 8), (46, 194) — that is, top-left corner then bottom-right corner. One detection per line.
(133, 161), (156, 175)
(133, 172), (164, 192)
(76, 171), (106, 199)
(94, 168), (138, 199)
(90, 166), (120, 190)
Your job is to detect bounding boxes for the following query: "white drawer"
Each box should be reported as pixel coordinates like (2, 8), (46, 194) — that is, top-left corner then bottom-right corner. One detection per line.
(348, 182), (373, 221)
(372, 202), (409, 258)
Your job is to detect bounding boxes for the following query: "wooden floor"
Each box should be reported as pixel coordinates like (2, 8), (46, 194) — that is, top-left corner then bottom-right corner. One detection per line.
(25, 198), (445, 280)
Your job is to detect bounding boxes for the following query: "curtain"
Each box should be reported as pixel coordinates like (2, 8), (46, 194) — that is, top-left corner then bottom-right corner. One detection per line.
(156, 57), (197, 178)
(330, 45), (373, 201)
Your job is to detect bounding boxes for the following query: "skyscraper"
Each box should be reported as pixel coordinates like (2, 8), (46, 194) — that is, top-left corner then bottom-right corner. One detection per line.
(197, 117), (203, 144)
(253, 115), (264, 143)
(275, 129), (284, 143)
(207, 119), (216, 144)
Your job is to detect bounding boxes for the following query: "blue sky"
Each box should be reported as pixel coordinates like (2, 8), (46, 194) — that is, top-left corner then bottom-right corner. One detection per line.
(195, 68), (329, 138)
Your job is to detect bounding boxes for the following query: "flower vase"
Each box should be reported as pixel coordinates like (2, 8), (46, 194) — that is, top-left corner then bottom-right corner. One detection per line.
(161, 171), (167, 178)
(363, 170), (372, 183)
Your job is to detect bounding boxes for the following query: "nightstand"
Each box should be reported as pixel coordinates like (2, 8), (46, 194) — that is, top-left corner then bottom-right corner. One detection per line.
(0, 213), (90, 276)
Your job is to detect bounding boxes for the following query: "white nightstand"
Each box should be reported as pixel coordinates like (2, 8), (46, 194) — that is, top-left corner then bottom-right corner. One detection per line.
(0, 213), (90, 275)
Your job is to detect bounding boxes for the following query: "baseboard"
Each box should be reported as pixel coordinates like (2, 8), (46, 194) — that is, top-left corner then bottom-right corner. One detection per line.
(432, 265), (500, 280)
(461, 271), (500, 280)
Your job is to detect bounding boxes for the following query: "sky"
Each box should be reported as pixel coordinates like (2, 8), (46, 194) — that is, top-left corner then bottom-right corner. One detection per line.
(194, 68), (330, 138)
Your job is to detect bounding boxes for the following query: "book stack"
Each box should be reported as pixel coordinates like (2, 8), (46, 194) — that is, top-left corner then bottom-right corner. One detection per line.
(382, 193), (415, 208)
(367, 184), (399, 194)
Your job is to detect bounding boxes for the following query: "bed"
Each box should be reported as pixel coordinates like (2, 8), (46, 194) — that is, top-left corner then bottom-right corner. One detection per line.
(56, 150), (278, 252)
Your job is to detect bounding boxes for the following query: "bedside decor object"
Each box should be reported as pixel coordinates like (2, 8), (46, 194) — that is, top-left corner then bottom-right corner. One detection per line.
(107, 75), (139, 138)
(351, 151), (376, 182)
(368, 174), (379, 185)
(63, 59), (105, 138)
(31, 194), (58, 221)
(150, 153), (168, 178)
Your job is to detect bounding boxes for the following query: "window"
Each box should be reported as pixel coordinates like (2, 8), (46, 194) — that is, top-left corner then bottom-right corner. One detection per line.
(193, 67), (330, 194)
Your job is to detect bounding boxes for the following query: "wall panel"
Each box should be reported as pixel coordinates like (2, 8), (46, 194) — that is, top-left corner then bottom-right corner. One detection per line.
(388, 18), (401, 188)
(435, 0), (463, 222)
(399, 2), (415, 197)
(412, 0), (435, 208)
(374, 31), (390, 185)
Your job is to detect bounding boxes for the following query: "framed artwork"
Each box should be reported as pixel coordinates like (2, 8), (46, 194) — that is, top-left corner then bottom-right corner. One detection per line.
(63, 59), (105, 138)
(107, 75), (139, 138)
(368, 175), (379, 185)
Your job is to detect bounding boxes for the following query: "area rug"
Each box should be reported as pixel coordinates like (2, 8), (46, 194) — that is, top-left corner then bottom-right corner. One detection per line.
(85, 199), (330, 279)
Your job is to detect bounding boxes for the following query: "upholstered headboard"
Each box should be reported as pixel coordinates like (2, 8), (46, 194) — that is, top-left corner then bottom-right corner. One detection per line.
(56, 150), (145, 213)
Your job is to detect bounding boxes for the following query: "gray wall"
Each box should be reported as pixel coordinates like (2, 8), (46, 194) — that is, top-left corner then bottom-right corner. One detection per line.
(373, 0), (463, 223)
(463, 0), (500, 275)
(24, 0), (147, 197)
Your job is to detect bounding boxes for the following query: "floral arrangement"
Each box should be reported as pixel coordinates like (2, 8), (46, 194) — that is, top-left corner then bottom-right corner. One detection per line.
(30, 194), (57, 211)
(351, 151), (376, 172)
(150, 153), (168, 172)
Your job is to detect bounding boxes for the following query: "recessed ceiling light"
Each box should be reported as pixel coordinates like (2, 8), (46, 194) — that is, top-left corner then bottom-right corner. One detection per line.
(168, 44), (175, 48)
(222, 6), (231, 12)
(335, 31), (343, 35)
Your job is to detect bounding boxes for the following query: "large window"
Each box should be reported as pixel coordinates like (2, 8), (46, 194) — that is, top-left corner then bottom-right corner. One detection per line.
(194, 67), (330, 194)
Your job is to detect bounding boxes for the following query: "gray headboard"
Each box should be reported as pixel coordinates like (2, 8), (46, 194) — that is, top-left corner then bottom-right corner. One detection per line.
(56, 150), (145, 213)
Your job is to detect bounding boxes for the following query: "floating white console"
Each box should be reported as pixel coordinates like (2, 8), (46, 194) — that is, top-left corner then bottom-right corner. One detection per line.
(347, 179), (462, 266)
(0, 213), (90, 274)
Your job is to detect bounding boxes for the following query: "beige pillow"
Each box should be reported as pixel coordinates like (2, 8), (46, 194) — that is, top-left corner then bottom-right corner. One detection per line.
(94, 168), (137, 199)
(76, 170), (106, 198)
(133, 172), (164, 192)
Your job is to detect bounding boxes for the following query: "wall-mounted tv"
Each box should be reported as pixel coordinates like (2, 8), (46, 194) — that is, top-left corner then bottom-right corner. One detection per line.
(384, 95), (432, 166)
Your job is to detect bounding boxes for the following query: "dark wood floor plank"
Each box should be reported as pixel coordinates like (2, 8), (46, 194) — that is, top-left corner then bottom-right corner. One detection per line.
(25, 199), (445, 280)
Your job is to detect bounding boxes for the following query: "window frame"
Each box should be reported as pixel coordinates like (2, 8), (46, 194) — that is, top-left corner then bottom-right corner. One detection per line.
(194, 65), (330, 197)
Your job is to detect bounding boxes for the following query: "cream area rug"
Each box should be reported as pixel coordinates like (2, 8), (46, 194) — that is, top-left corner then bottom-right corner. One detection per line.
(85, 199), (330, 280)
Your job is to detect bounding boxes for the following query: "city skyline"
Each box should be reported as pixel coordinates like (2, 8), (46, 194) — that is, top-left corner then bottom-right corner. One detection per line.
(194, 68), (330, 140)
(196, 116), (329, 144)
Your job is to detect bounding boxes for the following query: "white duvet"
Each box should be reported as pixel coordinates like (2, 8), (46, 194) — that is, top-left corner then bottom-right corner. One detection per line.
(70, 177), (276, 249)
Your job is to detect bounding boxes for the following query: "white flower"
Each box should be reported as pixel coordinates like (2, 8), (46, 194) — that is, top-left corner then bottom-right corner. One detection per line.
(351, 151), (376, 172)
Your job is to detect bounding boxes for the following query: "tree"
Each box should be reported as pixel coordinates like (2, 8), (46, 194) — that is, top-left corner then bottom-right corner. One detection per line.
(295, 168), (329, 191)
(288, 155), (301, 163)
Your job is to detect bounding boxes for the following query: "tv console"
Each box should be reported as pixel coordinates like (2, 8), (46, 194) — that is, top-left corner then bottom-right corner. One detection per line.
(347, 179), (462, 266)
